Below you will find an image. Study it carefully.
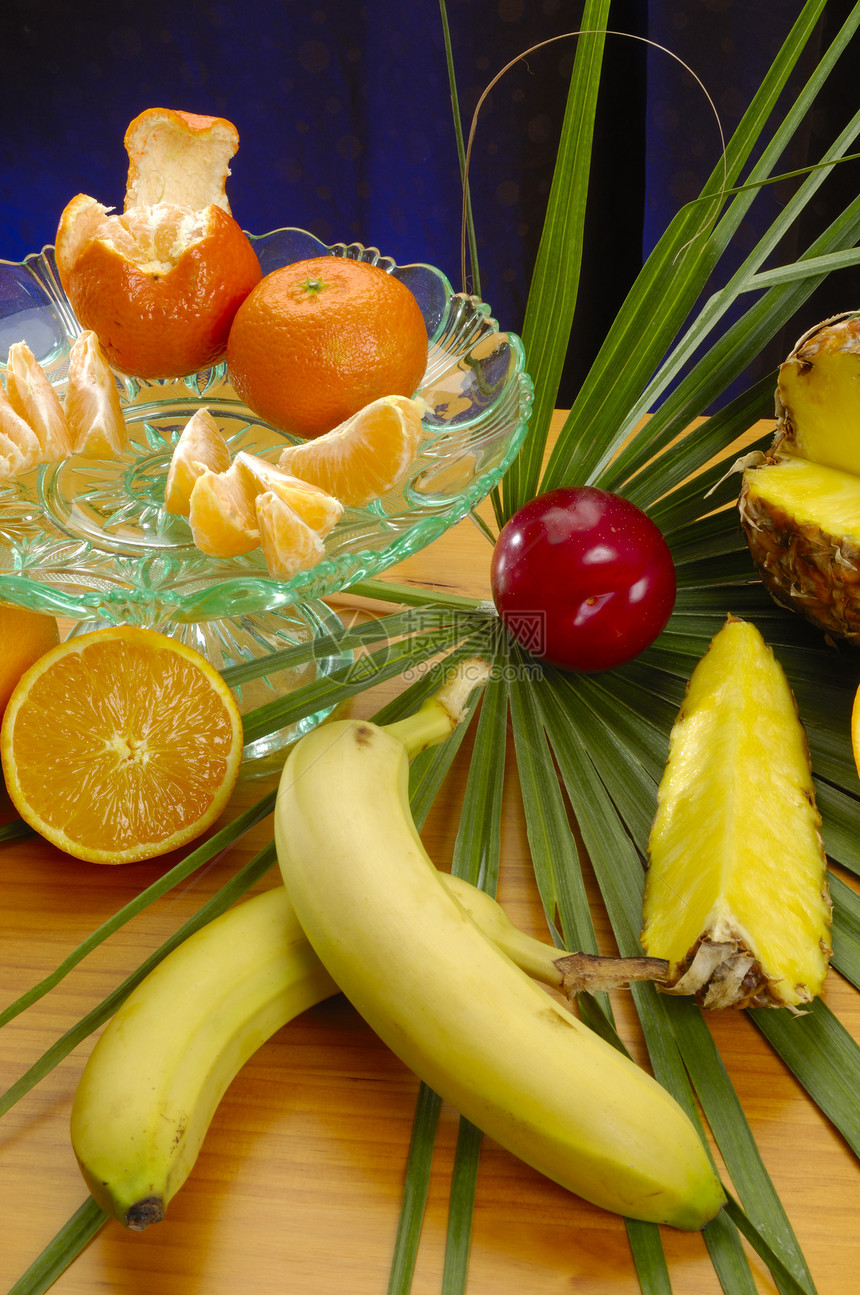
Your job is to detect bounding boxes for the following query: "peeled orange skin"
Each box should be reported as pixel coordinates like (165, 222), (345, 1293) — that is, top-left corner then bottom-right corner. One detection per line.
(56, 201), (262, 379)
(226, 256), (429, 439)
(0, 626), (243, 864)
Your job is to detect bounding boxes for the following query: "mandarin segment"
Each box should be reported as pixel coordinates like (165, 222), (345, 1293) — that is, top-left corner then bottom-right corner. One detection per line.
(255, 490), (326, 579)
(188, 462), (260, 557)
(164, 408), (232, 515)
(233, 450), (344, 534)
(5, 341), (73, 461)
(0, 382), (41, 478)
(277, 394), (423, 505)
(225, 256), (428, 439)
(0, 626), (242, 864)
(65, 330), (128, 458)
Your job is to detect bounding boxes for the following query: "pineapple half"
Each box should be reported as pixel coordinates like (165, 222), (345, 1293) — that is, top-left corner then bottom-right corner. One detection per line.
(641, 615), (831, 1011)
(739, 311), (860, 641)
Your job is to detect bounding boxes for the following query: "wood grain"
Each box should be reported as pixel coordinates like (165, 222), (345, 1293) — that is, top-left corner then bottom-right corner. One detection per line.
(2, 416), (859, 1294)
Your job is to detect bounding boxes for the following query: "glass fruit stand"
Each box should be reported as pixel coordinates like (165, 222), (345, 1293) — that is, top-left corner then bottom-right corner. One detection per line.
(0, 227), (533, 770)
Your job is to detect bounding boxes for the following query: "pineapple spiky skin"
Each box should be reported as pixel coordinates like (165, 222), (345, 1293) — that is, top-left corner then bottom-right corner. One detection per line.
(739, 311), (860, 642)
(641, 616), (832, 1011)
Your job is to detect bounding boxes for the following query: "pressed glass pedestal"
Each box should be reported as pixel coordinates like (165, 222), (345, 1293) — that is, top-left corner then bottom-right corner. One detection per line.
(0, 227), (532, 771)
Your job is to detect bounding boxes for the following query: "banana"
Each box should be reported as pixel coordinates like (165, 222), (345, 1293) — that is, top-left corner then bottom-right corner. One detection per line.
(70, 869), (570, 1228)
(274, 672), (727, 1231)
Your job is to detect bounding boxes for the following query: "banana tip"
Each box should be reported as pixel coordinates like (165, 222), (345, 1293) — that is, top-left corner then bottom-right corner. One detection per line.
(124, 1196), (165, 1230)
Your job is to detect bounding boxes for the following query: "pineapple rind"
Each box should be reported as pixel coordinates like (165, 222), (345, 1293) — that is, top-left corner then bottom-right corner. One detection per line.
(641, 617), (831, 1010)
(739, 456), (860, 641)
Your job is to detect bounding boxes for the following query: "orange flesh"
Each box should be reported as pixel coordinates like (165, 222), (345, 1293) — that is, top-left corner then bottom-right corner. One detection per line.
(1, 630), (242, 862)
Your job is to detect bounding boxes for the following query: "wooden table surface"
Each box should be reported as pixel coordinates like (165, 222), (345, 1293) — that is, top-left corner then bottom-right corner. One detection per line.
(2, 421), (860, 1294)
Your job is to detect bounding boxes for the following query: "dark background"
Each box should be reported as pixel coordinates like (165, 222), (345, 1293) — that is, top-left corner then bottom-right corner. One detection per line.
(1, 0), (858, 409)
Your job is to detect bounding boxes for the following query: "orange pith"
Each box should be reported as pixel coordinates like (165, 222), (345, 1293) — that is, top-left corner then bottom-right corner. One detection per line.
(225, 256), (428, 439)
(56, 199), (262, 379)
(0, 626), (243, 864)
(277, 395), (423, 505)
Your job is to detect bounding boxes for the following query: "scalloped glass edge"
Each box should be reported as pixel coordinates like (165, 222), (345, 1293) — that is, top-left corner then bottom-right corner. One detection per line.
(0, 228), (533, 625)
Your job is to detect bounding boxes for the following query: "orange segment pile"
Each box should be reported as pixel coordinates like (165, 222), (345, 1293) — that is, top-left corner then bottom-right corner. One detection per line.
(54, 108), (262, 379)
(1, 333), (129, 479)
(0, 626), (243, 864)
(233, 451), (344, 533)
(163, 408), (231, 515)
(225, 256), (428, 439)
(277, 394), (424, 505)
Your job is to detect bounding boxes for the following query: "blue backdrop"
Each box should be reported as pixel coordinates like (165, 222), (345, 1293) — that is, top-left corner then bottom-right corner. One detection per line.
(1, 0), (857, 407)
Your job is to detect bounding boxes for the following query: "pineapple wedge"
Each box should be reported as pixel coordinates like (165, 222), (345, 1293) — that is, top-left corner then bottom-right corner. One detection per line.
(739, 311), (860, 640)
(641, 616), (831, 1011)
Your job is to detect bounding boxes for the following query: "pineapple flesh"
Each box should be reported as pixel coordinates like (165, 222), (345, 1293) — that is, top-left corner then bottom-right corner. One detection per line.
(641, 616), (831, 1011)
(739, 311), (860, 641)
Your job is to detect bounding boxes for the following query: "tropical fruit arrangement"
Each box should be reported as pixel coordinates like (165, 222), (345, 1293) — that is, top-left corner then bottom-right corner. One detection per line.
(3, 26), (860, 1286)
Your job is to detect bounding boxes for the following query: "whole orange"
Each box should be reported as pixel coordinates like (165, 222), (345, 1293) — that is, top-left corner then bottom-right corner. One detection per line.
(55, 196), (262, 379)
(0, 605), (60, 723)
(225, 256), (429, 439)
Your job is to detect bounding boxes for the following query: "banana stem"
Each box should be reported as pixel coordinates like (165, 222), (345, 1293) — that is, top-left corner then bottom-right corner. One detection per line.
(384, 656), (492, 759)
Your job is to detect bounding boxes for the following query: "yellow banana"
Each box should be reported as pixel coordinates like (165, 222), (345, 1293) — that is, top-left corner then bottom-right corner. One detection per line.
(274, 678), (727, 1231)
(70, 869), (569, 1228)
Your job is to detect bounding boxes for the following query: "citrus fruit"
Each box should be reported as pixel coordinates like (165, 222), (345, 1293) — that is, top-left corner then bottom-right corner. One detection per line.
(188, 463), (260, 557)
(65, 330), (128, 458)
(164, 408), (231, 515)
(276, 395), (423, 505)
(0, 626), (243, 864)
(233, 451), (344, 533)
(54, 108), (262, 380)
(55, 197), (262, 380)
(122, 108), (239, 213)
(0, 605), (61, 723)
(225, 256), (428, 439)
(256, 491), (326, 579)
(0, 381), (41, 479)
(5, 341), (73, 461)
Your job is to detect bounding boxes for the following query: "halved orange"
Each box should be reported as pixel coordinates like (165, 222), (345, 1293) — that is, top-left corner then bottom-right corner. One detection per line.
(0, 626), (243, 864)
(164, 408), (231, 515)
(276, 394), (423, 505)
(65, 330), (128, 458)
(5, 341), (73, 461)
